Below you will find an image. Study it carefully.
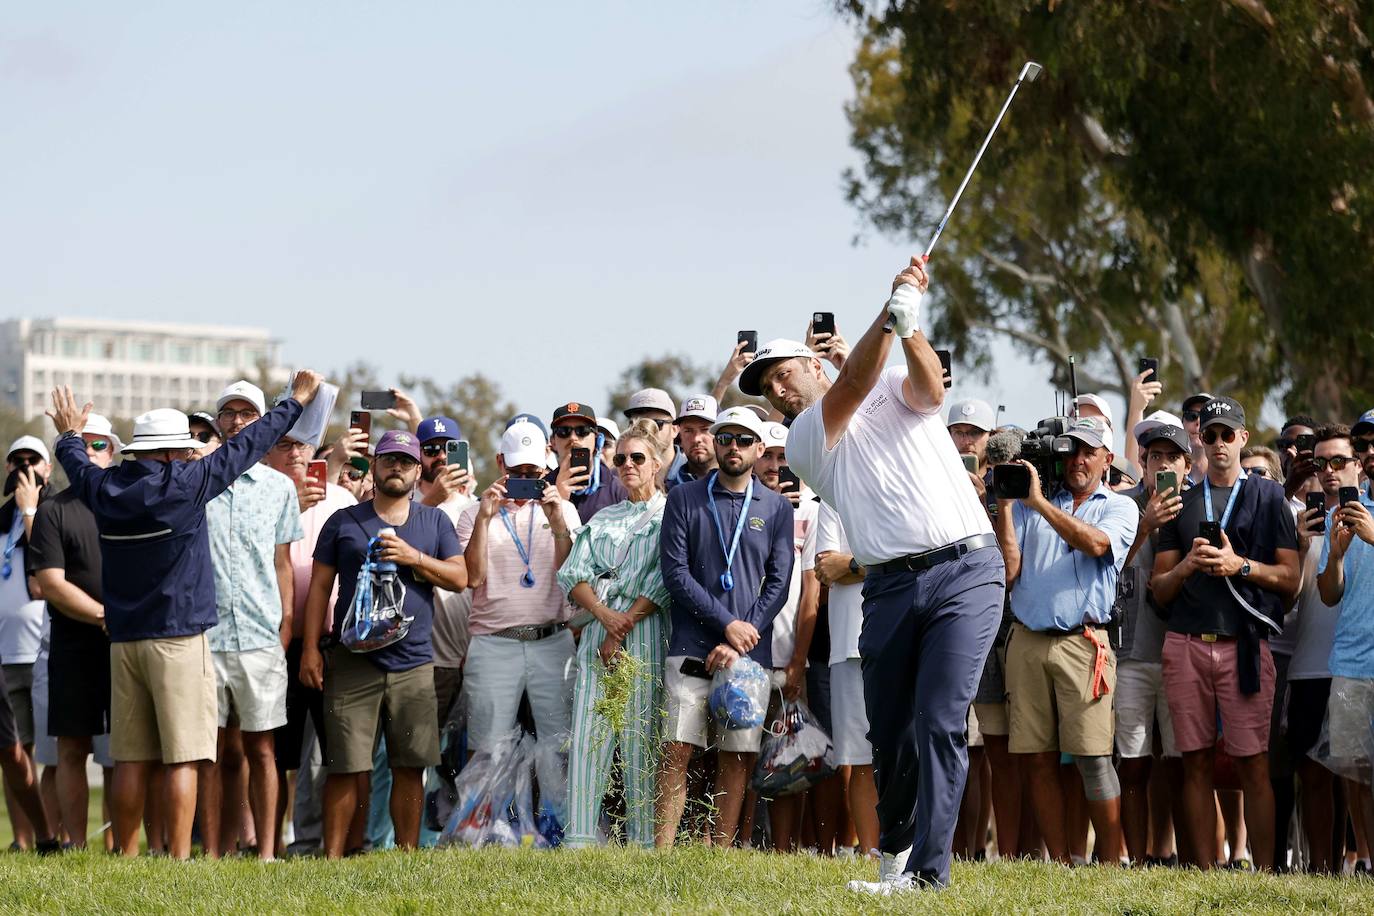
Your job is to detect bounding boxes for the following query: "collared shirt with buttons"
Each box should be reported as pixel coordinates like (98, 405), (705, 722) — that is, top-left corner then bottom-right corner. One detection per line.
(1010, 482), (1138, 631)
(206, 462), (303, 652)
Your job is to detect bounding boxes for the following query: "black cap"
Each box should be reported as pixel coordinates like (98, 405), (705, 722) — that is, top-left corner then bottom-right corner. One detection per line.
(551, 401), (597, 425)
(1199, 396), (1246, 430)
(1138, 424), (1191, 455)
(1181, 393), (1212, 413)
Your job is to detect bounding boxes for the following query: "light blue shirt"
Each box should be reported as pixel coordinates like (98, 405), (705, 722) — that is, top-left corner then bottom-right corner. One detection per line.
(207, 462), (303, 652)
(1010, 483), (1138, 631)
(1320, 488), (1374, 679)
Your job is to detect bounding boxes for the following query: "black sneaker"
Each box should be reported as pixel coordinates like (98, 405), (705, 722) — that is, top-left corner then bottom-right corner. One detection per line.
(35, 839), (62, 856)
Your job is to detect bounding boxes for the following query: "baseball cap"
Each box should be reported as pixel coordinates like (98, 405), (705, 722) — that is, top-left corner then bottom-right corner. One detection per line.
(1137, 424), (1190, 456)
(761, 421), (788, 450)
(1133, 410), (1184, 444)
(596, 417), (620, 442)
(216, 380), (266, 416)
(505, 412), (549, 437)
(738, 339), (818, 397)
(501, 420), (548, 469)
(83, 413), (122, 453)
(1181, 392), (1213, 414)
(6, 435), (49, 464)
(946, 398), (995, 432)
(416, 416), (462, 444)
(1352, 408), (1374, 437)
(187, 411), (222, 440)
(1063, 416), (1113, 451)
(625, 388), (675, 419)
(1073, 393), (1115, 429)
(676, 394), (718, 424)
(1199, 396), (1246, 430)
(374, 429), (422, 462)
(709, 407), (767, 440)
(551, 401), (597, 425)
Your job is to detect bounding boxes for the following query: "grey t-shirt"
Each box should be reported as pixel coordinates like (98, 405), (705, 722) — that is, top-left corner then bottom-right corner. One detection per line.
(1119, 485), (1167, 664)
(1288, 525), (1338, 680)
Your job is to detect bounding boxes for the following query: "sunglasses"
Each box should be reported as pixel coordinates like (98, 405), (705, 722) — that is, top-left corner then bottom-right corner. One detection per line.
(1245, 466), (1271, 478)
(1182, 410), (1200, 423)
(193, 430), (216, 443)
(88, 439), (110, 452)
(629, 416), (670, 430)
(1313, 455), (1356, 472)
(345, 468), (366, 481)
(1201, 428), (1238, 445)
(1355, 437), (1374, 454)
(507, 469), (545, 479)
(421, 443), (448, 457)
(273, 439), (311, 452)
(376, 454), (418, 468)
(715, 433), (758, 447)
(552, 425), (596, 439)
(613, 452), (649, 467)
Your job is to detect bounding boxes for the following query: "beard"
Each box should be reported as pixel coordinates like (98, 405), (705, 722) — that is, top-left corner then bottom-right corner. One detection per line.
(377, 474), (414, 497)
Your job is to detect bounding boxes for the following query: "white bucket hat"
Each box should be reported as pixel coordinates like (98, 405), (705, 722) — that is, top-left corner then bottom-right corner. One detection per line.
(82, 413), (123, 453)
(120, 409), (205, 455)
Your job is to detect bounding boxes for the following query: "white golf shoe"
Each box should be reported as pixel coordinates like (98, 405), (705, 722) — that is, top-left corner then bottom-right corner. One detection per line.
(846, 847), (912, 894)
(847, 874), (922, 897)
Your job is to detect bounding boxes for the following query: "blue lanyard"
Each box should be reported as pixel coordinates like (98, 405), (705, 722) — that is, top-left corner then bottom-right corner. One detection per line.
(1203, 471), (1246, 529)
(574, 433), (605, 498)
(499, 505), (537, 588)
(1, 512), (21, 581)
(706, 471), (752, 592)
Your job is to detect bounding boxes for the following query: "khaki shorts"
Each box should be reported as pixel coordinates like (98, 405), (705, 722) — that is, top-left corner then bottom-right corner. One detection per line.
(323, 647), (439, 774)
(663, 656), (780, 754)
(1006, 623), (1116, 757)
(110, 634), (218, 764)
(972, 701), (1009, 738)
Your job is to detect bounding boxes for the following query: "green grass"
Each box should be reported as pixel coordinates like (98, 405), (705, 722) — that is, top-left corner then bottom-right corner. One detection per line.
(0, 846), (1372, 913)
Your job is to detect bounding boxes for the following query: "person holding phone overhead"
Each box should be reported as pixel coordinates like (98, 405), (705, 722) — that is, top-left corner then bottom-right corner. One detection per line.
(557, 419), (673, 848)
(544, 401), (626, 524)
(1151, 396), (1300, 872)
(742, 257), (1003, 895)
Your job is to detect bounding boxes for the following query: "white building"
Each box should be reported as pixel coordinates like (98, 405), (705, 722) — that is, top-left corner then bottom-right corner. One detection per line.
(0, 318), (286, 420)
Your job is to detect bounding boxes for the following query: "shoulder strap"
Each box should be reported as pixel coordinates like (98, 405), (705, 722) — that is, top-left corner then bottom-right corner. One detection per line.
(609, 493), (665, 570)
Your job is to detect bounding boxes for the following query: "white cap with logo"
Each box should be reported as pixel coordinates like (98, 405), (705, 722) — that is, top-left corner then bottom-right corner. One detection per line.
(709, 407), (767, 440)
(676, 394), (718, 424)
(216, 380), (267, 416)
(738, 339), (819, 396)
(761, 421), (788, 449)
(946, 398), (995, 432)
(500, 420), (549, 469)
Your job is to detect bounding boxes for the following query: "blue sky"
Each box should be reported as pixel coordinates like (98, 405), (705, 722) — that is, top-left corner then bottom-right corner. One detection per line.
(2, 3), (1072, 428)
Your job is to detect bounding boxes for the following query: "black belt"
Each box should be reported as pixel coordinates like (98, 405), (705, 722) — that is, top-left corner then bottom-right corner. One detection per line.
(871, 533), (998, 576)
(1024, 621), (1106, 637)
(489, 622), (564, 642)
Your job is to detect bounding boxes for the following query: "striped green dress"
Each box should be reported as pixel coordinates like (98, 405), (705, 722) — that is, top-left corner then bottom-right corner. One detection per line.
(556, 494), (671, 847)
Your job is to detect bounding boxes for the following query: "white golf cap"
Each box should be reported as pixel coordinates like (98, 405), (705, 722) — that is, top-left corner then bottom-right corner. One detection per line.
(1133, 410), (1184, 444)
(676, 394), (718, 424)
(625, 388), (675, 419)
(761, 421), (788, 449)
(709, 406), (767, 440)
(596, 417), (620, 442)
(738, 339), (819, 397)
(6, 435), (49, 464)
(1064, 416), (1114, 453)
(121, 409), (205, 455)
(1074, 393), (1115, 429)
(500, 420), (549, 469)
(740, 404), (771, 421)
(946, 398), (995, 432)
(216, 380), (266, 416)
(83, 413), (122, 453)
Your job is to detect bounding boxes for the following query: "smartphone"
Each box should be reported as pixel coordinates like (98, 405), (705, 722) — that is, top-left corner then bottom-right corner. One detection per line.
(505, 477), (547, 501)
(349, 411), (372, 437)
(1138, 357), (1159, 385)
(1199, 520), (1223, 549)
(1155, 470), (1178, 498)
(446, 439), (469, 469)
(1294, 434), (1317, 455)
(569, 446), (592, 477)
(360, 390), (397, 411)
(306, 460), (329, 489)
(811, 312), (836, 336)
(738, 330), (758, 355)
(778, 465), (802, 493)
(1340, 486), (1361, 526)
(935, 349), (953, 389)
(992, 463), (1031, 500)
(961, 454), (979, 474)
(678, 657), (711, 680)
(1306, 491), (1328, 534)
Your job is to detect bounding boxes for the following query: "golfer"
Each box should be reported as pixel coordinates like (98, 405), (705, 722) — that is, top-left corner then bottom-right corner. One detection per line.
(741, 257), (1004, 894)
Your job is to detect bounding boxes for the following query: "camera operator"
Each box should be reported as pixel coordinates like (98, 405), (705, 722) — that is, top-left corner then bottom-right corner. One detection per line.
(1151, 397), (1300, 873)
(994, 416), (1136, 866)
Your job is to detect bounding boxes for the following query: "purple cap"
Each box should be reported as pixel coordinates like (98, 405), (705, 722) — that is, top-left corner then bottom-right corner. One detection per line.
(374, 429), (422, 462)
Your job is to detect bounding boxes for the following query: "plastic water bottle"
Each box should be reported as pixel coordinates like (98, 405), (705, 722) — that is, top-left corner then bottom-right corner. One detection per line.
(374, 527), (398, 580)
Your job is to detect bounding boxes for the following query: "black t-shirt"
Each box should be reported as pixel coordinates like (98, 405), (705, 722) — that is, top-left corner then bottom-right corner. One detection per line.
(1156, 475), (1297, 637)
(26, 489), (108, 652)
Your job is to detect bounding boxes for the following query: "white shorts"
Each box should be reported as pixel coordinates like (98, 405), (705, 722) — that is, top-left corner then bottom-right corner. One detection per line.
(663, 656), (780, 753)
(213, 646), (288, 732)
(464, 631), (574, 753)
(829, 659), (873, 766)
(32, 648), (113, 768)
(1114, 659), (1178, 759)
(1329, 676), (1374, 763)
(967, 705), (984, 748)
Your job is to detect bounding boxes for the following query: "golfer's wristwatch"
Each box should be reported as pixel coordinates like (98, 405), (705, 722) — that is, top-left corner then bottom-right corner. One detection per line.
(1239, 558), (1252, 578)
(849, 557), (862, 575)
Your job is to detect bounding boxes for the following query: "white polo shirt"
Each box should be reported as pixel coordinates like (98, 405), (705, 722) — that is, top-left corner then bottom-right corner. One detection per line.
(811, 500), (863, 665)
(770, 492), (819, 668)
(787, 366), (991, 567)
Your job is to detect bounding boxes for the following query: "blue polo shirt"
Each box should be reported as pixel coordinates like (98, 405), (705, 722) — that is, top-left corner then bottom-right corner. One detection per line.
(57, 399), (303, 643)
(659, 475), (794, 667)
(1320, 487), (1374, 679)
(1010, 483), (1138, 631)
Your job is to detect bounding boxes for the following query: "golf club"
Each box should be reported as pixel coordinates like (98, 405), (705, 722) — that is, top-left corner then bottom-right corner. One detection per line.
(884, 60), (1043, 333)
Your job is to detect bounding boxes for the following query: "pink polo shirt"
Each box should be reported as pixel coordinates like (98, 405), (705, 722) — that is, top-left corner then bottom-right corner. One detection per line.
(291, 483), (357, 636)
(455, 499), (581, 636)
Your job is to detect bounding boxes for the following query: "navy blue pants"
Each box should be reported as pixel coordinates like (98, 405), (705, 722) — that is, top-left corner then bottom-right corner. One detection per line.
(858, 545), (1004, 887)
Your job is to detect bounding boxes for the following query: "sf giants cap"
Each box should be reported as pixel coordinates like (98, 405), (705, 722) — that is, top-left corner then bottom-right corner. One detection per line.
(1199, 396), (1246, 431)
(551, 401), (597, 425)
(738, 339), (818, 397)
(676, 394), (718, 424)
(374, 429), (421, 462)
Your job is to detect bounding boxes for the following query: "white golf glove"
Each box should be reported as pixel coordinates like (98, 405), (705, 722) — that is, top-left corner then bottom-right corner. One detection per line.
(885, 283), (924, 338)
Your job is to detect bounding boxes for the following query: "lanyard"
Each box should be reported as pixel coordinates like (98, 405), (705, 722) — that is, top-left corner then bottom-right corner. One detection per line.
(1203, 471), (1247, 529)
(706, 471), (752, 592)
(499, 505), (537, 588)
(1, 512), (22, 581)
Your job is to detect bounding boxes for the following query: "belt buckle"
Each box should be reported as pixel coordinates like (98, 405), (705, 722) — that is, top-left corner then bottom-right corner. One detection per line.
(1200, 633), (1218, 643)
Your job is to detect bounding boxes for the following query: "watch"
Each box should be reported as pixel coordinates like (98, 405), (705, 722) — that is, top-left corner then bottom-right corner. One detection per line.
(1239, 559), (1252, 578)
(22, 507), (37, 518)
(848, 557), (862, 575)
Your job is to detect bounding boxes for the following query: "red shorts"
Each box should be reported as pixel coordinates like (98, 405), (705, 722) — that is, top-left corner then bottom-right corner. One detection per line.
(1161, 632), (1275, 758)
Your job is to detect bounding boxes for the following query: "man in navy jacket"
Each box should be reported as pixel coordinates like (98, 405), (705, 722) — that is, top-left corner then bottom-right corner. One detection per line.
(46, 371), (322, 859)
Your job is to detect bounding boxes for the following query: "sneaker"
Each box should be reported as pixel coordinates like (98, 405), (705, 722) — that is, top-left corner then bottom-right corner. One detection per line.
(846, 848), (912, 893)
(34, 839), (62, 856)
(847, 875), (922, 897)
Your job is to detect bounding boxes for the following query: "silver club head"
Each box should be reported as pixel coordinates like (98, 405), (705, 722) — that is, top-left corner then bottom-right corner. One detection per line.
(1020, 61), (1043, 82)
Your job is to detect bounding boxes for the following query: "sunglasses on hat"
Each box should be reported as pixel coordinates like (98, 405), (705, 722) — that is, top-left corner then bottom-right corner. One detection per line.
(612, 452), (649, 468)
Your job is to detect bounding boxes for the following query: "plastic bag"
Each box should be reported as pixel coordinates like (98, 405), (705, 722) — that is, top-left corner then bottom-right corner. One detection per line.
(752, 698), (837, 797)
(533, 738), (567, 847)
(709, 656), (770, 731)
(424, 718), (469, 832)
(339, 535), (413, 653)
(1309, 679), (1374, 785)
(510, 748), (547, 848)
(441, 729), (525, 847)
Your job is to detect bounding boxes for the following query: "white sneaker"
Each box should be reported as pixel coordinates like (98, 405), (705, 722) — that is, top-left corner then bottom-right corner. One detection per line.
(846, 848), (912, 893)
(847, 875), (921, 896)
